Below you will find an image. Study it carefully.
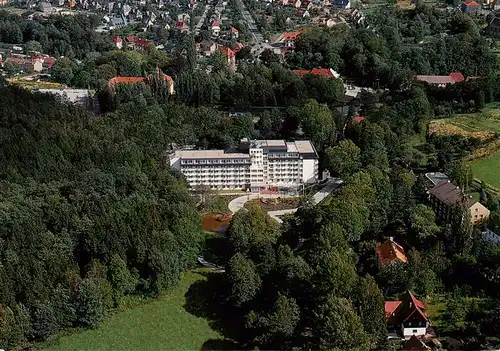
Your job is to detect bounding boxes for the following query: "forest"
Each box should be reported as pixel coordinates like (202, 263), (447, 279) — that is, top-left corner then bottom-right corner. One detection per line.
(1, 1), (500, 350)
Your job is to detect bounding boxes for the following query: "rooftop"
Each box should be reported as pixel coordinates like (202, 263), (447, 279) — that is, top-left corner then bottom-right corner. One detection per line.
(376, 238), (408, 266)
(425, 172), (449, 186)
(429, 180), (463, 206)
(173, 150), (250, 159)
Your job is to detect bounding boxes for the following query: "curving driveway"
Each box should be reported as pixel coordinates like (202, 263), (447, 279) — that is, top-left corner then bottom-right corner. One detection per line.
(227, 178), (343, 223)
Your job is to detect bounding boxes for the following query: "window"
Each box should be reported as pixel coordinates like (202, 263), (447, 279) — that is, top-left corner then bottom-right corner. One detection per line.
(412, 330), (417, 334)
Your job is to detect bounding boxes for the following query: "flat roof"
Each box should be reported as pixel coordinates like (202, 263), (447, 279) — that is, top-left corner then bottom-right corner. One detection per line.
(174, 150), (250, 159)
(425, 172), (449, 186)
(294, 140), (315, 154)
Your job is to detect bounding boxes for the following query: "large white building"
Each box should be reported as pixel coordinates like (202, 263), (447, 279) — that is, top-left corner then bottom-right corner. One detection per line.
(169, 139), (319, 191)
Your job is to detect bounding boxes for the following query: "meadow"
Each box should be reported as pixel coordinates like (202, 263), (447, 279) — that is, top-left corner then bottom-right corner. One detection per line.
(43, 270), (223, 351)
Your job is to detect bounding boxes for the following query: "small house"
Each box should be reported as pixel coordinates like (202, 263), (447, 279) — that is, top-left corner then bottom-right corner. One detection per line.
(385, 291), (431, 339)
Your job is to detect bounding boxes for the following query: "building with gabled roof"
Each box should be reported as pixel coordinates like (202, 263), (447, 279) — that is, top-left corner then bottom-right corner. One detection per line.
(416, 72), (464, 87)
(376, 238), (407, 268)
(108, 69), (174, 95)
(385, 290), (431, 339)
(292, 67), (340, 79)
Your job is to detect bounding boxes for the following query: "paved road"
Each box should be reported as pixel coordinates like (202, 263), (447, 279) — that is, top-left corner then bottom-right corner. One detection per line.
(234, 0), (273, 57)
(194, 4), (210, 35)
(228, 178), (343, 222)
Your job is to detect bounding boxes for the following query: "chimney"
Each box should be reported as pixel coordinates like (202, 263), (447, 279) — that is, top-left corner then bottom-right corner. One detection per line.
(389, 236), (394, 242)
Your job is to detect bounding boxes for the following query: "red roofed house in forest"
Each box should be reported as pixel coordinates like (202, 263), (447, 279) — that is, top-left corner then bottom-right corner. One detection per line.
(292, 67), (340, 79)
(385, 291), (431, 339)
(108, 68), (175, 95)
(461, 0), (479, 13)
(415, 72), (464, 87)
(283, 31), (301, 48)
(219, 46), (236, 71)
(375, 238), (407, 269)
(352, 116), (365, 123)
(126, 35), (152, 50)
(113, 36), (123, 49)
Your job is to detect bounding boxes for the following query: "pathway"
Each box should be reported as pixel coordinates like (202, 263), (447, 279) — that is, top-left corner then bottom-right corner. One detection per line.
(194, 4), (210, 35)
(227, 178), (344, 222)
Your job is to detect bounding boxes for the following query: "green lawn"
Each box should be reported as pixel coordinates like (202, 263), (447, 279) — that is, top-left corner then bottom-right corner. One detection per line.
(470, 150), (500, 189)
(43, 270), (223, 351)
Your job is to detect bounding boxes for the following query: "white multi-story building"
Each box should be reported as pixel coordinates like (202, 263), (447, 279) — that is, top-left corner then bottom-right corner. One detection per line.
(169, 139), (319, 191)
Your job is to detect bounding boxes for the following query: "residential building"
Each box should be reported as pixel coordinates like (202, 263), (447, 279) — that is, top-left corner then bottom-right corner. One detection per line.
(424, 172), (449, 187)
(385, 290), (431, 339)
(219, 46), (236, 71)
(293, 67), (340, 79)
(108, 69), (175, 95)
(126, 35), (152, 50)
(461, 0), (479, 13)
(175, 21), (190, 33)
(199, 40), (217, 56)
(416, 72), (464, 87)
(375, 238), (407, 269)
(211, 19), (221, 36)
(283, 31), (301, 48)
(332, 0), (350, 9)
(230, 26), (239, 38)
(428, 180), (490, 225)
(113, 36), (123, 49)
(39, 1), (54, 14)
(169, 139), (319, 191)
(487, 15), (500, 38)
(6, 57), (43, 73)
(483, 228), (500, 245)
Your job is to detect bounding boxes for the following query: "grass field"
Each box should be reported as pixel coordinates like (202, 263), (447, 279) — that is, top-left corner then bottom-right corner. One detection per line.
(43, 270), (223, 351)
(470, 149), (500, 189)
(429, 112), (500, 138)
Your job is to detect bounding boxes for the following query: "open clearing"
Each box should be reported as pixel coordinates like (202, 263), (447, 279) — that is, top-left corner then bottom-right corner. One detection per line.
(43, 270), (222, 351)
(429, 111), (500, 140)
(470, 149), (500, 189)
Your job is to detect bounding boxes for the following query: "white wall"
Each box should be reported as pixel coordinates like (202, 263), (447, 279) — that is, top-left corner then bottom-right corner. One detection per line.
(302, 159), (317, 183)
(402, 326), (427, 339)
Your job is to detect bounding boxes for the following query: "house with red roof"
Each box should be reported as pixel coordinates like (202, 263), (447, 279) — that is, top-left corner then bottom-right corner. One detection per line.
(126, 35), (152, 50)
(385, 290), (431, 339)
(5, 57), (43, 73)
(175, 21), (190, 33)
(108, 69), (174, 95)
(230, 26), (239, 39)
(292, 67), (339, 79)
(461, 0), (479, 13)
(211, 19), (221, 36)
(376, 238), (408, 269)
(219, 46), (236, 71)
(415, 72), (464, 87)
(283, 31), (301, 48)
(113, 36), (123, 49)
(352, 116), (365, 124)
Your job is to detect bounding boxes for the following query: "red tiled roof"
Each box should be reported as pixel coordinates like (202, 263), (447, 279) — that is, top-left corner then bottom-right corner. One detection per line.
(408, 290), (425, 310)
(175, 21), (188, 29)
(283, 31), (300, 41)
(42, 57), (56, 68)
(292, 68), (337, 79)
(352, 116), (365, 123)
(219, 46), (235, 57)
(6, 57), (28, 65)
(464, 0), (479, 5)
(385, 301), (402, 319)
(211, 19), (220, 27)
(113, 36), (122, 43)
(126, 35), (151, 48)
(109, 76), (145, 85)
(449, 72), (465, 83)
(233, 42), (244, 52)
(416, 72), (464, 85)
(376, 239), (408, 266)
(231, 26), (238, 33)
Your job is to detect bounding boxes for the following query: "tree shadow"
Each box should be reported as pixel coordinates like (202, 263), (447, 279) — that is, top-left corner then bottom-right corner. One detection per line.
(184, 271), (245, 349)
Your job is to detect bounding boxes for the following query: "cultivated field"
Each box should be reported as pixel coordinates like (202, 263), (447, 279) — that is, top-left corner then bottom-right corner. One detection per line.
(430, 112), (500, 189)
(429, 111), (500, 140)
(43, 270), (223, 351)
